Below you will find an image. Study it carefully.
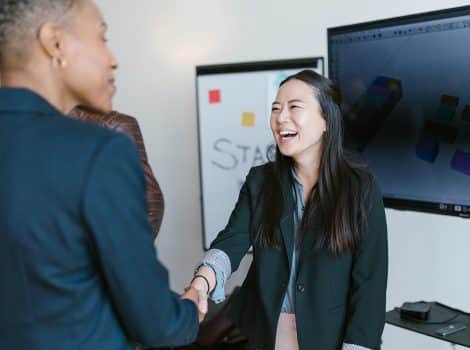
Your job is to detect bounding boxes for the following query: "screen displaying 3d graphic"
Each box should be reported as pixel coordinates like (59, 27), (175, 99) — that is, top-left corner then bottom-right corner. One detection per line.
(328, 6), (470, 217)
(196, 58), (324, 249)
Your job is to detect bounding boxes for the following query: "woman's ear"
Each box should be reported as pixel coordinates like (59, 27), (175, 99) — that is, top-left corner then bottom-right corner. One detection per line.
(37, 22), (66, 65)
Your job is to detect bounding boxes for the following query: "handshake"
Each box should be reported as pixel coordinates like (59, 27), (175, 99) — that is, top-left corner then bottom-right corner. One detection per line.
(181, 265), (216, 323)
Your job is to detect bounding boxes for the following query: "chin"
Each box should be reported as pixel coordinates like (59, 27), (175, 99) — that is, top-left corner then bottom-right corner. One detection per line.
(84, 99), (113, 114)
(98, 104), (113, 114)
(277, 147), (296, 158)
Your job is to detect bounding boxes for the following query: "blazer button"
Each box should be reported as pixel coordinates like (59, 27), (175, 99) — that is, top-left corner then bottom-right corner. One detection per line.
(297, 284), (305, 293)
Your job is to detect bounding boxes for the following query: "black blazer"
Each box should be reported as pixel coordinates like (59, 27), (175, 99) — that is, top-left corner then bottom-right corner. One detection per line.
(210, 164), (388, 350)
(0, 88), (198, 350)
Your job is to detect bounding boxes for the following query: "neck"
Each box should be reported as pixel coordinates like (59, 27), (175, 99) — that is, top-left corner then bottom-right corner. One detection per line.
(293, 160), (319, 189)
(1, 66), (76, 114)
(293, 145), (322, 189)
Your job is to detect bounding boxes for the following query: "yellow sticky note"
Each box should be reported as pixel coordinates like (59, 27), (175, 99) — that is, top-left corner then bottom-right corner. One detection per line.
(241, 112), (255, 127)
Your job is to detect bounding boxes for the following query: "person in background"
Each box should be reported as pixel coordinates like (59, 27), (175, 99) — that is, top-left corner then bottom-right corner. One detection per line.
(0, 1), (205, 349)
(70, 107), (164, 239)
(188, 70), (388, 350)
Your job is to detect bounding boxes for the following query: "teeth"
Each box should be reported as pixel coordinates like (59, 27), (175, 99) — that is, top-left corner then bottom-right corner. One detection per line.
(280, 131), (297, 137)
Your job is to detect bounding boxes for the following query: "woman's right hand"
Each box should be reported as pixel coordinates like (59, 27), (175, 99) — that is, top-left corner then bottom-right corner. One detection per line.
(188, 266), (217, 318)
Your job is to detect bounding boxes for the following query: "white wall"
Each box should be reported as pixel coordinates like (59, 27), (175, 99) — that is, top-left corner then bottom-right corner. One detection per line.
(97, 1), (470, 348)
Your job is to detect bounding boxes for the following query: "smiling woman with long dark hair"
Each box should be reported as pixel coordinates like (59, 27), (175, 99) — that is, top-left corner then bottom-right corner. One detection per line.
(258, 71), (371, 255)
(189, 70), (388, 350)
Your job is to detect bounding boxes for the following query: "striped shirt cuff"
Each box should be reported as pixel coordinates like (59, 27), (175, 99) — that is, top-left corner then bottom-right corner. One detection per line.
(199, 249), (231, 304)
(342, 343), (371, 350)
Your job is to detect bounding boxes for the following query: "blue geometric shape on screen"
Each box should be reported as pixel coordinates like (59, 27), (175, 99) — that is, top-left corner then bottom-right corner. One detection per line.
(451, 149), (470, 176)
(416, 137), (439, 163)
(344, 76), (403, 151)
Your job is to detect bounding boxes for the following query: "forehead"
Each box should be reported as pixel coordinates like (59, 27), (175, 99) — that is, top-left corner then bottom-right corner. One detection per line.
(276, 79), (315, 101)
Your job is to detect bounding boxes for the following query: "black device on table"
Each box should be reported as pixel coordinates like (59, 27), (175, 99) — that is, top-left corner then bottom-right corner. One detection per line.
(386, 301), (470, 347)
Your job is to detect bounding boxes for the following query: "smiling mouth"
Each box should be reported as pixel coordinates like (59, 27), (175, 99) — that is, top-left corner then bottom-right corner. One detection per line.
(279, 130), (298, 140)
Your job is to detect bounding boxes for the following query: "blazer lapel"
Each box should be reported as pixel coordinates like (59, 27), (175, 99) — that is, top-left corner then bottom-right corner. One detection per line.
(279, 170), (295, 270)
(301, 211), (320, 253)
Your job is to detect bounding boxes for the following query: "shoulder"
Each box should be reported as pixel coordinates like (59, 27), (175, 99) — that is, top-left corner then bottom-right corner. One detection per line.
(343, 158), (385, 216)
(71, 108), (141, 140)
(351, 167), (385, 224)
(102, 112), (143, 148)
(367, 175), (385, 214)
(344, 157), (375, 195)
(58, 115), (119, 147)
(245, 162), (276, 185)
(71, 108), (137, 127)
(105, 111), (140, 134)
(49, 115), (138, 165)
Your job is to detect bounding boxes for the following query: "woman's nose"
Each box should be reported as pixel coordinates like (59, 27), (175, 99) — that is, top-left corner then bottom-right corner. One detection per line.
(278, 106), (289, 122)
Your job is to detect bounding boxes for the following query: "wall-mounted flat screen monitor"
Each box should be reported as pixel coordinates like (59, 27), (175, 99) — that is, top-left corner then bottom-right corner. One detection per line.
(328, 6), (470, 217)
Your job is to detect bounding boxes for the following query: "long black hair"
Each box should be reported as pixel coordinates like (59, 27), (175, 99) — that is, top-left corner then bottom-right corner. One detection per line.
(256, 70), (372, 255)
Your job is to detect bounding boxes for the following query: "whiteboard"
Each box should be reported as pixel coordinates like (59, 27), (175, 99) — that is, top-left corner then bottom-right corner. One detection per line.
(196, 58), (324, 249)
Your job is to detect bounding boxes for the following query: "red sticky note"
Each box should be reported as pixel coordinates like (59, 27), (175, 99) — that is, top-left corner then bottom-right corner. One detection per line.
(209, 89), (221, 104)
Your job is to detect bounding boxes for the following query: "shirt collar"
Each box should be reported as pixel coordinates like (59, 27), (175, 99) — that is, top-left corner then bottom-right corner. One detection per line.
(290, 168), (304, 189)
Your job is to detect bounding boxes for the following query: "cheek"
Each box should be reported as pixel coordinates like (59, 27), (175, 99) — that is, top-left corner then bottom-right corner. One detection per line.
(65, 62), (102, 99)
(63, 58), (112, 112)
(270, 116), (276, 133)
(66, 41), (107, 83)
(299, 116), (326, 140)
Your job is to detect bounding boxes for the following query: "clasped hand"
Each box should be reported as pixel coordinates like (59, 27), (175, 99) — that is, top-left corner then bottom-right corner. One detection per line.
(181, 284), (208, 323)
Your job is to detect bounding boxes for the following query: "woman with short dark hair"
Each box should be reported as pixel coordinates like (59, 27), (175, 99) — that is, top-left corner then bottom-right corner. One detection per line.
(0, 1), (202, 349)
(0, 0), (117, 114)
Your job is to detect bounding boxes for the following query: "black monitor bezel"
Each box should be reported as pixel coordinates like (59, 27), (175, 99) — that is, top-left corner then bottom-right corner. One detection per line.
(327, 5), (470, 218)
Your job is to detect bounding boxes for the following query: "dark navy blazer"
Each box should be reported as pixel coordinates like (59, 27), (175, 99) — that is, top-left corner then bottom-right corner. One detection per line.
(211, 165), (388, 350)
(0, 88), (198, 350)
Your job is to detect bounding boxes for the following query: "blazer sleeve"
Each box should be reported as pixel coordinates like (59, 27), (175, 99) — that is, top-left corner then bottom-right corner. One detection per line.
(82, 133), (198, 347)
(113, 116), (164, 238)
(209, 168), (255, 272)
(343, 178), (388, 349)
